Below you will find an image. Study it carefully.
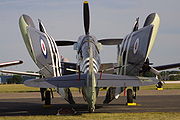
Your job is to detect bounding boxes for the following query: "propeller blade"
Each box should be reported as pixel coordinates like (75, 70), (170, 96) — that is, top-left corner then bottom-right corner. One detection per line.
(83, 1), (90, 35)
(98, 39), (123, 45)
(55, 41), (77, 46)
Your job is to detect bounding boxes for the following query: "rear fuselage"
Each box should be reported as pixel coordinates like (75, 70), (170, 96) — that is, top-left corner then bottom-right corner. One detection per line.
(76, 35), (101, 111)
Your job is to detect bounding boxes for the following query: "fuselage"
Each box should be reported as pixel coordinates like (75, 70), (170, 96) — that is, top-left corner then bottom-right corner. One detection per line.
(76, 35), (101, 111)
(77, 35), (101, 73)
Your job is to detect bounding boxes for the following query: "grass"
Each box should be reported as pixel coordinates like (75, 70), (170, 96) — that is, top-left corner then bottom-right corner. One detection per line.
(0, 112), (180, 120)
(141, 83), (180, 90)
(0, 84), (39, 93)
(0, 83), (180, 93)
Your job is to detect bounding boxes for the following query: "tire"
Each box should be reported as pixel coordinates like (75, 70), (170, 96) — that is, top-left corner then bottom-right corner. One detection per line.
(88, 106), (95, 113)
(45, 90), (51, 105)
(127, 89), (133, 103)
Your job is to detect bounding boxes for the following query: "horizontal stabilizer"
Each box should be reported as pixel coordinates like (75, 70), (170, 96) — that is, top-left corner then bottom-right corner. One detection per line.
(0, 60), (23, 68)
(24, 73), (158, 88)
(96, 73), (158, 87)
(153, 63), (180, 71)
(98, 39), (123, 45)
(55, 40), (77, 46)
(24, 74), (87, 88)
(0, 70), (41, 77)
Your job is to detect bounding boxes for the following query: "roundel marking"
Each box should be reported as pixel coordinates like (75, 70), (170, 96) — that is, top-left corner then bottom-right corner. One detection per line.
(133, 38), (139, 54)
(40, 38), (48, 58)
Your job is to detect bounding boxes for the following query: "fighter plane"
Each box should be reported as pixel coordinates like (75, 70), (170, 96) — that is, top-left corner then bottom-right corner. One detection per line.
(2, 1), (180, 113)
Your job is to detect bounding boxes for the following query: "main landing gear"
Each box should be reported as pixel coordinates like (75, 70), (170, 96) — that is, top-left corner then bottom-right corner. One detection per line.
(45, 90), (51, 105)
(127, 89), (133, 103)
(156, 81), (163, 90)
(126, 87), (139, 106)
(40, 88), (53, 106)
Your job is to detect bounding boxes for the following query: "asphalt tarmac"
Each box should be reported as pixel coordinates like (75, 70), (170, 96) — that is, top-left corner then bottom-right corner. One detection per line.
(0, 90), (180, 115)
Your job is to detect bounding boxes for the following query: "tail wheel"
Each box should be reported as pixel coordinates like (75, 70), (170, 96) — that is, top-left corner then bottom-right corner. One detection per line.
(127, 89), (133, 103)
(88, 106), (95, 113)
(45, 90), (51, 105)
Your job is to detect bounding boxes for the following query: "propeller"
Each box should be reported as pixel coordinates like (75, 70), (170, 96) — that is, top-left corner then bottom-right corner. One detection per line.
(83, 1), (90, 35)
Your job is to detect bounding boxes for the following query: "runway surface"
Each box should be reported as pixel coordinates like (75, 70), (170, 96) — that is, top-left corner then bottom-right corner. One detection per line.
(0, 90), (180, 115)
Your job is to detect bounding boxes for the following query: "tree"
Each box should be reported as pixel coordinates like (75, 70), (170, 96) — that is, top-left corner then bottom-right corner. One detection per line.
(7, 75), (23, 84)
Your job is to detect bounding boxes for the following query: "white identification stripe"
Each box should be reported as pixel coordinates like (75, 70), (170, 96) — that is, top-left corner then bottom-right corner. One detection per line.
(92, 58), (98, 67)
(41, 33), (55, 77)
(93, 62), (98, 73)
(82, 57), (90, 66)
(47, 34), (57, 77)
(84, 67), (89, 73)
(82, 62), (98, 73)
(124, 33), (133, 75)
(82, 62), (89, 72)
(81, 57), (91, 72)
(84, 67), (98, 73)
(49, 35), (62, 76)
(93, 66), (98, 73)
(81, 57), (99, 73)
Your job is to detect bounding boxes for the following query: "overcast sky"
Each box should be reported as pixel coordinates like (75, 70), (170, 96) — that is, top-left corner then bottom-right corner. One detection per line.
(0, 0), (179, 72)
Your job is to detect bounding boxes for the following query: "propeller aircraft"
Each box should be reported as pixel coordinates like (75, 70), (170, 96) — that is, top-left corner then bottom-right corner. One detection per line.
(2, 1), (180, 113)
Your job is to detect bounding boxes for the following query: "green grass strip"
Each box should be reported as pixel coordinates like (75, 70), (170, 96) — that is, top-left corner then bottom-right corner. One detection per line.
(0, 112), (180, 120)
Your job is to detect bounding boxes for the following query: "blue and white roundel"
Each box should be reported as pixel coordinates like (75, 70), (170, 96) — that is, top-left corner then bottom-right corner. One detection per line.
(40, 38), (48, 58)
(133, 38), (139, 54)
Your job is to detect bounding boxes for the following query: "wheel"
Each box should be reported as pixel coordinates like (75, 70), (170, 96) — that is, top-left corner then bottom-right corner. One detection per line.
(88, 104), (95, 113)
(88, 106), (95, 113)
(127, 89), (133, 103)
(156, 82), (163, 88)
(45, 90), (51, 105)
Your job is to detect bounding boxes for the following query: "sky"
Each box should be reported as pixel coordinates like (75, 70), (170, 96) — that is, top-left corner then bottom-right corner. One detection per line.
(0, 0), (179, 72)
